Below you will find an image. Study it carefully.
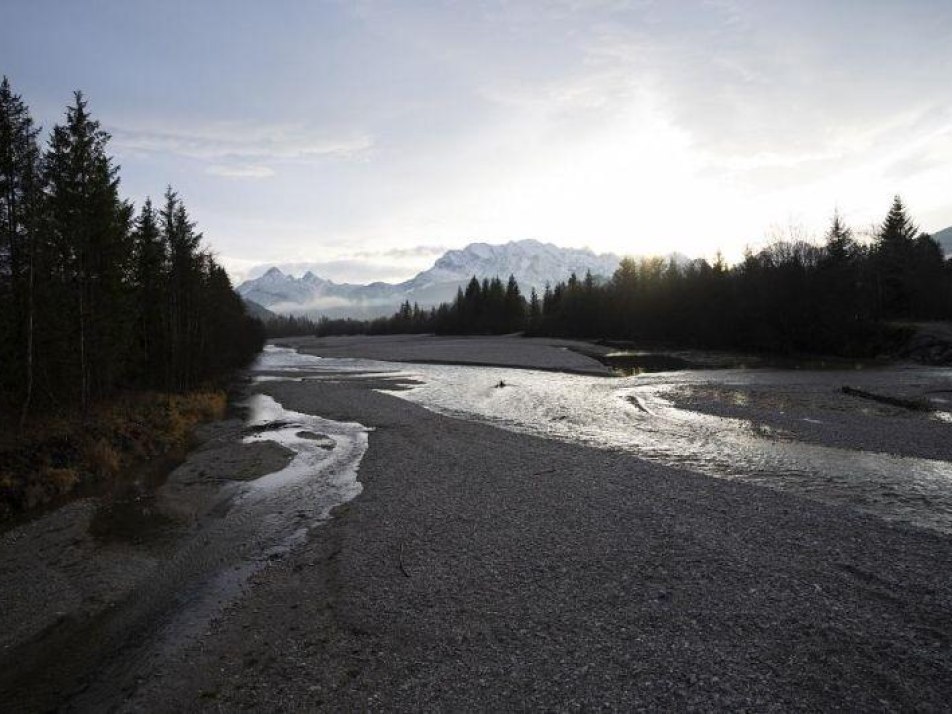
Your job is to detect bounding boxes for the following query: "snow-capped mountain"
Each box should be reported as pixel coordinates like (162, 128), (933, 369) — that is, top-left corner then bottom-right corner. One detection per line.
(933, 226), (952, 256)
(242, 267), (326, 306)
(411, 240), (621, 290)
(237, 239), (624, 319)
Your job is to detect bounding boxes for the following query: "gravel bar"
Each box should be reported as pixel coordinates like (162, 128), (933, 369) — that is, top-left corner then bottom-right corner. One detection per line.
(126, 375), (952, 712)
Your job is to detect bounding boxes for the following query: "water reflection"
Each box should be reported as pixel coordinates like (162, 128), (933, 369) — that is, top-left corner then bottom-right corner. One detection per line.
(390, 364), (952, 533)
(262, 346), (952, 536)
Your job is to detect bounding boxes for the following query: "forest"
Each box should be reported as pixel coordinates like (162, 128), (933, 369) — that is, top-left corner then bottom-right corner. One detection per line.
(0, 77), (265, 423)
(275, 199), (952, 358)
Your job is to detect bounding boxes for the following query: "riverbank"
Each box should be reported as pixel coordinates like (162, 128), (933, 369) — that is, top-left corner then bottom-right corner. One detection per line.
(0, 404), (298, 710)
(0, 390), (228, 523)
(272, 334), (615, 375)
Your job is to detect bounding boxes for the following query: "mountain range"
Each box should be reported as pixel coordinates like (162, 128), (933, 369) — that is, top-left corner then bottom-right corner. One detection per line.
(238, 228), (952, 321)
(934, 226), (952, 255)
(237, 239), (625, 319)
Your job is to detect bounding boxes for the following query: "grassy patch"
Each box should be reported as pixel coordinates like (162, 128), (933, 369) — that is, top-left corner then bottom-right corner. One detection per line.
(0, 390), (228, 521)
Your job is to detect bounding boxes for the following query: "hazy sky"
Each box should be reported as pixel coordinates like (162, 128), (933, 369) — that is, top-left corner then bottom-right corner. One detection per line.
(3, 0), (951, 282)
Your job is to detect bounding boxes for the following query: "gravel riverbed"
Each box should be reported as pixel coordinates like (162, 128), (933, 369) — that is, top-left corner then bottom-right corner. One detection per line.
(3, 336), (951, 711)
(135, 369), (952, 711)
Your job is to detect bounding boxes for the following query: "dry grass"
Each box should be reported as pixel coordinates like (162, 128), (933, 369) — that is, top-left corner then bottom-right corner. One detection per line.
(178, 391), (228, 421)
(43, 467), (80, 496)
(0, 389), (229, 519)
(83, 439), (121, 479)
(159, 391), (227, 446)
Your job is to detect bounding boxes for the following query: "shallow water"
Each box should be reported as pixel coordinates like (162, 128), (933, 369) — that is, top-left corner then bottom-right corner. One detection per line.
(0, 357), (375, 710)
(261, 345), (952, 535)
(242, 392), (367, 503)
(100, 387), (371, 661)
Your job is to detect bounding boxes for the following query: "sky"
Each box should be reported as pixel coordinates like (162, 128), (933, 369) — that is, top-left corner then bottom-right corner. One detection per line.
(3, 0), (952, 284)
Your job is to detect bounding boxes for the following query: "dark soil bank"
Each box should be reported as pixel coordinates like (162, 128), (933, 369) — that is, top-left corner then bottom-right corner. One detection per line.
(121, 377), (952, 712)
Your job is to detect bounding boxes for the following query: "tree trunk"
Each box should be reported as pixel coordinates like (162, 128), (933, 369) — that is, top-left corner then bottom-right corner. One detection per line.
(19, 236), (34, 428)
(78, 261), (88, 414)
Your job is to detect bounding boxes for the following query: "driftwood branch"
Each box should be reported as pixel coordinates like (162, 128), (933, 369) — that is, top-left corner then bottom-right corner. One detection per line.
(398, 540), (411, 578)
(841, 386), (933, 412)
(625, 395), (653, 415)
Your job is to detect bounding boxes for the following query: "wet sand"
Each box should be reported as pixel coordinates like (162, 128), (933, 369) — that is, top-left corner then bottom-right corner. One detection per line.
(3, 336), (952, 711)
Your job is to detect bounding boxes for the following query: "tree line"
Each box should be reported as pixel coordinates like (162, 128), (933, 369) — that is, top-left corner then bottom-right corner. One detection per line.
(0, 77), (264, 424)
(271, 197), (951, 357)
(266, 275), (528, 338)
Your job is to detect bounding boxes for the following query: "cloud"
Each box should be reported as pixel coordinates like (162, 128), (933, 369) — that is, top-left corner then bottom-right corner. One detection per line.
(350, 245), (449, 260)
(576, 3), (952, 163)
(226, 245), (451, 285)
(110, 121), (374, 163)
(62, 0), (951, 267)
(217, 256), (263, 284)
(206, 164), (276, 179)
(270, 296), (358, 313)
(884, 127), (952, 181)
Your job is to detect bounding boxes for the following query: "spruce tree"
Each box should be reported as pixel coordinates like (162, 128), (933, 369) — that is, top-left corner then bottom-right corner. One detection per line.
(0, 76), (42, 420)
(161, 187), (202, 389)
(527, 287), (541, 334)
(879, 195), (919, 246)
(816, 211), (866, 350)
(874, 195), (918, 317)
(462, 276), (481, 332)
(44, 91), (132, 409)
(824, 210), (856, 265)
(503, 274), (525, 332)
(130, 198), (167, 386)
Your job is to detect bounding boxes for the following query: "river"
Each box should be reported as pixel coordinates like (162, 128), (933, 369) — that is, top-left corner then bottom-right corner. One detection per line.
(257, 345), (952, 535)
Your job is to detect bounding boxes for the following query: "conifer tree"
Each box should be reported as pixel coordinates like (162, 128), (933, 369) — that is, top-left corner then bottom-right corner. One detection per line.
(874, 195), (918, 317)
(879, 195), (919, 246)
(824, 210), (856, 264)
(812, 211), (867, 350)
(0, 81), (264, 422)
(44, 92), (132, 409)
(527, 287), (541, 334)
(503, 274), (525, 332)
(161, 187), (202, 389)
(0, 77), (42, 421)
(130, 198), (166, 385)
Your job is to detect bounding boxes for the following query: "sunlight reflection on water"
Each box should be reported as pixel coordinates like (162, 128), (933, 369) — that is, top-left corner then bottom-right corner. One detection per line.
(260, 345), (952, 535)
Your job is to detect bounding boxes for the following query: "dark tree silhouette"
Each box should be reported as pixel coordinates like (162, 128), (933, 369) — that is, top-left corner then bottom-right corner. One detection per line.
(130, 198), (166, 386)
(0, 76), (42, 423)
(43, 91), (134, 410)
(0, 79), (264, 422)
(284, 197), (951, 358)
(873, 196), (916, 317)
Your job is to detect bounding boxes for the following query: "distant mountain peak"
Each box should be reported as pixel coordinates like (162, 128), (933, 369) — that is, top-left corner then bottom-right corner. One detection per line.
(237, 239), (625, 319)
(933, 226), (952, 256)
(418, 239), (620, 291)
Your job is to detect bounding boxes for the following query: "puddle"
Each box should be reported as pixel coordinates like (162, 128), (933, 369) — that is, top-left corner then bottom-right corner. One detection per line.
(241, 393), (368, 497)
(88, 451), (188, 547)
(89, 499), (179, 546)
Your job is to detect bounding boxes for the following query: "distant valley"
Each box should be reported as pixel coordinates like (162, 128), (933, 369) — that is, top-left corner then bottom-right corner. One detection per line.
(237, 239), (626, 319)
